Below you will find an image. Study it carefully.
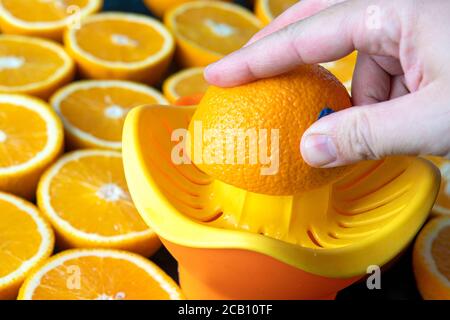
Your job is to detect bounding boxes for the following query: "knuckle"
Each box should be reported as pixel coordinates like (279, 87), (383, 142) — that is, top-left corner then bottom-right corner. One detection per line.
(362, 79), (390, 103)
(283, 25), (305, 62)
(336, 108), (380, 161)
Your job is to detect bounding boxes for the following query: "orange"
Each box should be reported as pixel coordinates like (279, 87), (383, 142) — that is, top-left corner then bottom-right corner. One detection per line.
(18, 249), (184, 300)
(413, 217), (450, 300)
(0, 35), (75, 99)
(51, 80), (168, 151)
(163, 67), (209, 104)
(64, 12), (175, 85)
(320, 51), (357, 93)
(164, 1), (262, 67)
(0, 94), (64, 199)
(175, 93), (205, 106)
(144, 0), (231, 18)
(427, 157), (450, 216)
(37, 150), (160, 257)
(0, 0), (102, 41)
(188, 65), (352, 195)
(255, 0), (299, 25)
(0, 192), (54, 300)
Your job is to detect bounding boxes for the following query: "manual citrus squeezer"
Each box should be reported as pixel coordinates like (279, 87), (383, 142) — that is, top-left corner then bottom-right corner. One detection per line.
(122, 104), (440, 299)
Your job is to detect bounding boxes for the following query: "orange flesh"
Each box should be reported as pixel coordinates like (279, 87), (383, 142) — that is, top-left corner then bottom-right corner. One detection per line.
(0, 39), (65, 87)
(432, 226), (450, 281)
(0, 103), (47, 167)
(268, 0), (298, 18)
(59, 86), (161, 141)
(1, 0), (89, 22)
(175, 93), (204, 106)
(74, 20), (165, 63)
(47, 155), (149, 236)
(0, 200), (42, 278)
(174, 72), (209, 97)
(30, 256), (177, 300)
(173, 6), (260, 54)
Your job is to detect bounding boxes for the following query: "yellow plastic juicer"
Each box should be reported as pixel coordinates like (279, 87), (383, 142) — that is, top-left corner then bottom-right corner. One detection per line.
(122, 104), (440, 300)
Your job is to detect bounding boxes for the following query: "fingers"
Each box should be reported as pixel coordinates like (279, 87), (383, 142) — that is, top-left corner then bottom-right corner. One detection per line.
(352, 53), (391, 105)
(301, 83), (450, 167)
(247, 0), (347, 45)
(205, 0), (403, 87)
(389, 75), (409, 99)
(352, 53), (409, 105)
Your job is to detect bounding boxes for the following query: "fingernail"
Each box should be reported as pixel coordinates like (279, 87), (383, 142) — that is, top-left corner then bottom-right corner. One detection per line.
(302, 135), (337, 167)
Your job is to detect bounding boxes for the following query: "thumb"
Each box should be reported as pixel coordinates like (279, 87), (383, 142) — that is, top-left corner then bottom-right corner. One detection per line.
(300, 86), (449, 167)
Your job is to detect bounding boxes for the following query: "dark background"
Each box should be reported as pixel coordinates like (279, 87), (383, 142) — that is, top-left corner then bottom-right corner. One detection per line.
(103, 0), (250, 13)
(103, 0), (422, 300)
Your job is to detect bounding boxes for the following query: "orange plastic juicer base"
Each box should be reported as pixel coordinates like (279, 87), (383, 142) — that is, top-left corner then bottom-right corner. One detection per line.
(163, 239), (360, 300)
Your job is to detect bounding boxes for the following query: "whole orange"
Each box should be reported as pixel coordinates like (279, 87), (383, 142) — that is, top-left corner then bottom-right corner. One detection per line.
(188, 65), (352, 195)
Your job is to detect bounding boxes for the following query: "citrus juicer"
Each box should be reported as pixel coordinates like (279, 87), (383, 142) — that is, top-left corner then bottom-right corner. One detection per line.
(122, 104), (440, 299)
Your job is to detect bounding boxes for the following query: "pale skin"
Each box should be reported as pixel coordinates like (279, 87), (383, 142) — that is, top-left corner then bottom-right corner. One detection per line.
(204, 0), (450, 168)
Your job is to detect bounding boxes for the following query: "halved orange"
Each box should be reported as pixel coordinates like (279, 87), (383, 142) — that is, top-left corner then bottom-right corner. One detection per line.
(413, 217), (450, 300)
(51, 80), (168, 150)
(164, 1), (262, 67)
(255, 0), (299, 25)
(174, 93), (205, 106)
(0, 94), (64, 199)
(144, 0), (231, 18)
(0, 35), (75, 99)
(428, 157), (450, 216)
(0, 0), (102, 41)
(0, 192), (54, 300)
(64, 12), (175, 85)
(37, 150), (160, 257)
(18, 249), (184, 300)
(162, 67), (208, 104)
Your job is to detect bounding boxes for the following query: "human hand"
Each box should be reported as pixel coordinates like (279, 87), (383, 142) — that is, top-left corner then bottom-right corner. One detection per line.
(204, 0), (450, 168)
